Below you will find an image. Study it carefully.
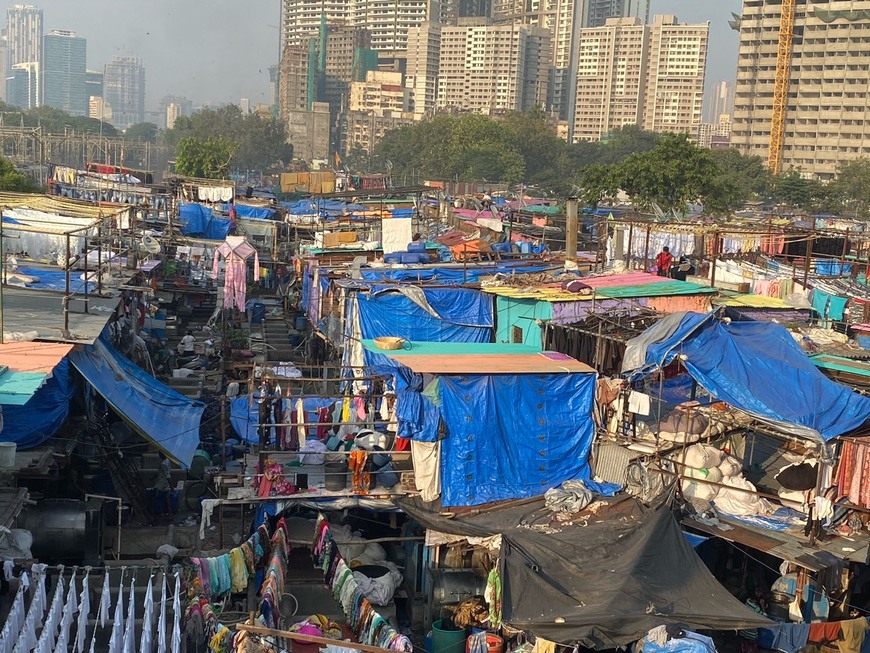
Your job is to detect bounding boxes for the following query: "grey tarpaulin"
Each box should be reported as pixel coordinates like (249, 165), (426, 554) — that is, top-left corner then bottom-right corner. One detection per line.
(396, 496), (771, 649)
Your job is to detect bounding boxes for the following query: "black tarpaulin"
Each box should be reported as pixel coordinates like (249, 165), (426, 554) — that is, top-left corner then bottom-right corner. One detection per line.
(396, 497), (772, 649)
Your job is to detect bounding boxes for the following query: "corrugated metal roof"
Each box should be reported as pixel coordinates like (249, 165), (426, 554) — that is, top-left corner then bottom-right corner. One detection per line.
(372, 344), (594, 375)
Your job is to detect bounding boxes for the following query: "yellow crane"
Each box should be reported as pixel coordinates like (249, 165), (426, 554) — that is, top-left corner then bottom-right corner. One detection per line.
(768, 0), (796, 175)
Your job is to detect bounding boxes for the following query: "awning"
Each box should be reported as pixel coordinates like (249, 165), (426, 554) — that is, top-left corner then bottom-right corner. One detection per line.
(623, 312), (870, 441)
(69, 337), (205, 466)
(396, 496), (772, 648)
(0, 341), (73, 405)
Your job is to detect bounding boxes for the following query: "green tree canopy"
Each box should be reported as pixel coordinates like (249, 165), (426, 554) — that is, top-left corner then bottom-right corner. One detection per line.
(124, 122), (158, 143)
(165, 105), (292, 171)
(703, 149), (771, 214)
(832, 157), (870, 219)
(175, 136), (238, 179)
(0, 156), (38, 192)
(0, 102), (117, 136)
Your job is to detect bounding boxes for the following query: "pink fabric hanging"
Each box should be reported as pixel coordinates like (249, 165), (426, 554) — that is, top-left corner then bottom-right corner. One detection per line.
(212, 236), (260, 310)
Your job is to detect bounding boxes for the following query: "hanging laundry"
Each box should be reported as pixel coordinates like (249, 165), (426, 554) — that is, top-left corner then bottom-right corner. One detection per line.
(212, 236), (260, 310)
(140, 575), (154, 653)
(97, 569), (111, 629)
(108, 570), (125, 653)
(170, 573), (181, 653)
(157, 574), (167, 653)
(122, 576), (136, 653)
(76, 572), (90, 653)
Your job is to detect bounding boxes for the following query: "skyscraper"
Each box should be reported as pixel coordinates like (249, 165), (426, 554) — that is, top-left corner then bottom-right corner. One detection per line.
(6, 4), (42, 67)
(706, 80), (732, 123)
(572, 15), (708, 142)
(406, 22), (441, 118)
(6, 61), (39, 109)
(103, 55), (145, 129)
(85, 69), (103, 102)
(41, 30), (87, 116)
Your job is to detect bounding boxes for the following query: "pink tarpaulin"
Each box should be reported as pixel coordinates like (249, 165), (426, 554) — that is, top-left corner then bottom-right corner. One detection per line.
(579, 271), (672, 289)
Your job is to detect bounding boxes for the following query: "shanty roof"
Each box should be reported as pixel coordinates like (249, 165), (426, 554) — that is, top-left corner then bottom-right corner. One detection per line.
(0, 192), (131, 220)
(715, 294), (794, 309)
(1, 285), (117, 344)
(482, 272), (716, 303)
(0, 341), (73, 404)
(362, 339), (593, 374)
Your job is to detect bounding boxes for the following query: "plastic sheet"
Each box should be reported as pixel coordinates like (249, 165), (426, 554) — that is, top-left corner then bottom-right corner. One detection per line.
(624, 312), (870, 441)
(439, 372), (597, 506)
(0, 359), (74, 449)
(69, 336), (205, 466)
(178, 204), (232, 241)
(357, 288), (492, 343)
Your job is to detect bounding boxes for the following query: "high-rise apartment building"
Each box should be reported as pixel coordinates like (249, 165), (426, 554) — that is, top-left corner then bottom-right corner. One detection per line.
(89, 96), (111, 122)
(584, 0), (650, 28)
(280, 0), (435, 53)
(405, 22), (441, 118)
(103, 55), (145, 129)
(642, 15), (707, 135)
(7, 4), (41, 67)
(165, 102), (181, 130)
(490, 0), (582, 121)
(573, 15), (707, 142)
(731, 0), (870, 179)
(41, 30), (87, 116)
(279, 44), (314, 114)
(436, 19), (551, 114)
(349, 70), (410, 112)
(0, 32), (8, 103)
(323, 26), (374, 114)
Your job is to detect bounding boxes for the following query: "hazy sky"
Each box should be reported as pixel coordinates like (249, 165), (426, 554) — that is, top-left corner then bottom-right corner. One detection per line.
(11, 0), (741, 112)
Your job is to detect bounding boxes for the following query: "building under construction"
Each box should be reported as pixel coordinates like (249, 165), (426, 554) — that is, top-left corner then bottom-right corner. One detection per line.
(731, 0), (870, 179)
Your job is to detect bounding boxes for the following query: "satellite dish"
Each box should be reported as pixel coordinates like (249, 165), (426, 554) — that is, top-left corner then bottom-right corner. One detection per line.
(142, 235), (162, 254)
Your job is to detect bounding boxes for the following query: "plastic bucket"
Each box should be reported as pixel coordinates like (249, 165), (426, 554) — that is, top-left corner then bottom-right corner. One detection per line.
(295, 316), (307, 331)
(324, 462), (347, 491)
(466, 634), (504, 653)
(0, 442), (16, 468)
(432, 620), (466, 653)
(250, 303), (266, 325)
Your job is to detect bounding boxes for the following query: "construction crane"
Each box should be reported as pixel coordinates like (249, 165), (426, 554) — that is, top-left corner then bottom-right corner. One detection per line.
(768, 0), (796, 175)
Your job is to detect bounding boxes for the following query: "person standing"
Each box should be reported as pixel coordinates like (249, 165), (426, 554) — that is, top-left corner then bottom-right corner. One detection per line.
(738, 587), (767, 653)
(655, 246), (673, 277)
(154, 452), (173, 517)
(180, 329), (196, 356)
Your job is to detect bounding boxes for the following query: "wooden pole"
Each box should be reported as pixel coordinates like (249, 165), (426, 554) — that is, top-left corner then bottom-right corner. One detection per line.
(220, 397), (228, 472)
(64, 234), (71, 331)
(626, 223), (634, 269)
(643, 225), (651, 272)
(842, 228), (850, 275)
(803, 232), (814, 287)
(710, 232), (719, 288)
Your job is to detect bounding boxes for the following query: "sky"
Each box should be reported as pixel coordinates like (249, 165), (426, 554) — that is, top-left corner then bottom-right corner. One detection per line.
(11, 0), (742, 113)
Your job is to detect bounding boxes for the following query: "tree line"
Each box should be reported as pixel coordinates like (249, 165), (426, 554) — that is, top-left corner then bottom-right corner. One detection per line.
(375, 110), (870, 218)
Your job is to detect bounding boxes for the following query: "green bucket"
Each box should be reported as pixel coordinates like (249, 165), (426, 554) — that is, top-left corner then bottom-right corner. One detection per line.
(432, 620), (466, 653)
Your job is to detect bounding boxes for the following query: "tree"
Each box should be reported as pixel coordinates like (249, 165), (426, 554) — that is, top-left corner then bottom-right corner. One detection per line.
(165, 105), (292, 171)
(772, 171), (818, 209)
(0, 157), (38, 192)
(833, 158), (870, 219)
(703, 149), (771, 214)
(124, 122), (158, 143)
(175, 136), (238, 178)
(578, 163), (621, 207)
(617, 134), (717, 214)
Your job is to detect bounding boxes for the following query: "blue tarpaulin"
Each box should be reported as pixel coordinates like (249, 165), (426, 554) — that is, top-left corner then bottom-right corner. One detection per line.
(226, 204), (276, 220)
(69, 337), (205, 466)
(0, 359), (74, 449)
(439, 373), (597, 506)
(359, 263), (556, 285)
(623, 312), (870, 441)
(178, 203), (231, 241)
(281, 200), (366, 216)
(17, 266), (93, 294)
(230, 395), (334, 443)
(356, 288), (493, 343)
